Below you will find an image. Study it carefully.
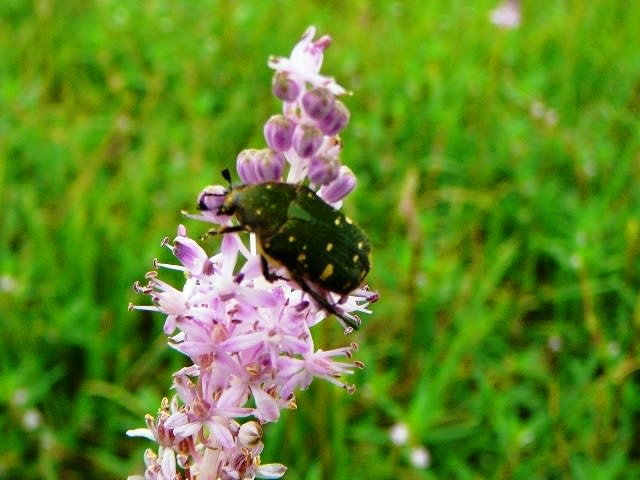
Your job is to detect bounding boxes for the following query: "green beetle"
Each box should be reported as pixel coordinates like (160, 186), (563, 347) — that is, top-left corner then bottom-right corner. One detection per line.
(200, 169), (371, 330)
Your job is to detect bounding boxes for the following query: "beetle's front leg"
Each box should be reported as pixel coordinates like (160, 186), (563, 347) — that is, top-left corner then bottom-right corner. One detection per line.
(200, 225), (246, 241)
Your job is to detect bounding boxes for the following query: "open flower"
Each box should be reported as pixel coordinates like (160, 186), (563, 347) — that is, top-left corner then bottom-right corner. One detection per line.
(268, 26), (347, 96)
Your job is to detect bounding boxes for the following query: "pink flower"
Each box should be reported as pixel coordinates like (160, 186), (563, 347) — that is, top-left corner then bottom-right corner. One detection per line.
(268, 26), (347, 96)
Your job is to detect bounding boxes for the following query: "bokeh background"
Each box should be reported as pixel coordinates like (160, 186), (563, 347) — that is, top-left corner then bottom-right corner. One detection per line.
(2, 1), (640, 479)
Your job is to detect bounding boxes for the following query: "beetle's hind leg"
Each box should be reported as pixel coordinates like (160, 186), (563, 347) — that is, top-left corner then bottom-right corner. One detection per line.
(260, 256), (290, 283)
(291, 274), (360, 332)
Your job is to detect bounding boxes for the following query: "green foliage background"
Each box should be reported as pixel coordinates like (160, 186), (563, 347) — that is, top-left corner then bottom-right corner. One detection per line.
(2, 1), (640, 479)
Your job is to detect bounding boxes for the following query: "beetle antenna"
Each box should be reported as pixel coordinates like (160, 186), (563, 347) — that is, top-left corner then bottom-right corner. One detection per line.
(221, 168), (233, 188)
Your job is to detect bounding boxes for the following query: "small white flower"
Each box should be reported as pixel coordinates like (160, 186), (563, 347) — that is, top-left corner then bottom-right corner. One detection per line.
(389, 422), (409, 446)
(490, 0), (521, 29)
(410, 445), (431, 469)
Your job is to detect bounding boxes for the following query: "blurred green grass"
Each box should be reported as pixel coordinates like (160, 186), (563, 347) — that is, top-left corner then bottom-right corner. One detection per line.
(2, 1), (640, 479)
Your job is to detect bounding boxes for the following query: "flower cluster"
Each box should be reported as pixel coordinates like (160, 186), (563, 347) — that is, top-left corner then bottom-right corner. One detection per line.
(128, 27), (376, 479)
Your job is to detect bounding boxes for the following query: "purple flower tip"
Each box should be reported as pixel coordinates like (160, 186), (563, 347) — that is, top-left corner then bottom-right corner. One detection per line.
(272, 71), (300, 102)
(264, 115), (295, 152)
(291, 124), (323, 158)
(319, 165), (357, 203)
(308, 154), (340, 186)
(237, 148), (285, 183)
(301, 87), (335, 120)
(318, 99), (350, 136)
(255, 149), (286, 182)
(197, 185), (227, 212)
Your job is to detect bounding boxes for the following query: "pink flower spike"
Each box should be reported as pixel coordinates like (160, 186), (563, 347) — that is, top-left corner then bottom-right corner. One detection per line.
(130, 27), (377, 479)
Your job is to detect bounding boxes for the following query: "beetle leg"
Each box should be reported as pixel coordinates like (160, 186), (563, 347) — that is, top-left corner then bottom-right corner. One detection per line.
(291, 274), (359, 332)
(260, 256), (289, 283)
(200, 225), (246, 241)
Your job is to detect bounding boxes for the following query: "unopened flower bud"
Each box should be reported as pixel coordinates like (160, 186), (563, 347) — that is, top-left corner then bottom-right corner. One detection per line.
(237, 148), (261, 183)
(319, 165), (356, 203)
(264, 115), (294, 152)
(237, 148), (285, 183)
(238, 421), (263, 449)
(318, 99), (350, 136)
(255, 149), (285, 181)
(256, 463), (288, 478)
(301, 87), (335, 120)
(292, 124), (323, 158)
(197, 185), (227, 211)
(308, 154), (340, 185)
(272, 71), (300, 102)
